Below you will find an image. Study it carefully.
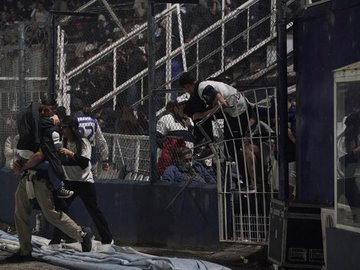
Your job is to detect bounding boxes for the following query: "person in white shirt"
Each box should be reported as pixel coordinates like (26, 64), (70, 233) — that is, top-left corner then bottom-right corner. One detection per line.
(179, 72), (260, 190)
(3, 114), (18, 169)
(179, 71), (254, 155)
(4, 134), (18, 169)
(156, 101), (194, 175)
(49, 116), (113, 245)
(70, 98), (109, 178)
(30, 2), (49, 28)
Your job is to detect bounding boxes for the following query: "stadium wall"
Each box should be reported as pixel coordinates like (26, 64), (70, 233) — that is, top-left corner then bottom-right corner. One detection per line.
(294, 0), (360, 205)
(0, 168), (219, 248)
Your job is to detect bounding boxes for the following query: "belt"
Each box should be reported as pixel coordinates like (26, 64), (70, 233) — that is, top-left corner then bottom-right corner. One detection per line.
(24, 169), (48, 180)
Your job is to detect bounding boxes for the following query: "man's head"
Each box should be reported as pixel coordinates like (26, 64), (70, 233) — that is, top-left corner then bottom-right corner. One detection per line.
(179, 72), (196, 96)
(39, 99), (57, 117)
(70, 98), (84, 112)
(345, 112), (360, 130)
(172, 146), (193, 167)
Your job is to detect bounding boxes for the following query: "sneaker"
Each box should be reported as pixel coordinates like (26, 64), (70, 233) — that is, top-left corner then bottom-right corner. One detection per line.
(56, 187), (74, 198)
(4, 252), (35, 263)
(81, 227), (92, 252)
(49, 237), (61, 245)
(194, 147), (214, 161)
(241, 183), (256, 193)
(101, 239), (114, 245)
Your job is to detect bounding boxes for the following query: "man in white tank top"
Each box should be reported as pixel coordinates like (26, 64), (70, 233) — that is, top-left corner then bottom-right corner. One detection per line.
(179, 71), (252, 136)
(179, 72), (256, 184)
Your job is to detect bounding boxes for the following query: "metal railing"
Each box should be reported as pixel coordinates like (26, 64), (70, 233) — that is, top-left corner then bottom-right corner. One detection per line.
(56, 0), (281, 111)
(196, 87), (278, 243)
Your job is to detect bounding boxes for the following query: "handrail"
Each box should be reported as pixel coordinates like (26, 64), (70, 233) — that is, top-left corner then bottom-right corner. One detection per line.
(66, 4), (178, 79)
(90, 0), (266, 109)
(61, 0), (294, 112)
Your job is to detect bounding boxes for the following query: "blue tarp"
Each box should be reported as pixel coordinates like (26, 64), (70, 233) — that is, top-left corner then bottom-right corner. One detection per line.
(0, 230), (230, 270)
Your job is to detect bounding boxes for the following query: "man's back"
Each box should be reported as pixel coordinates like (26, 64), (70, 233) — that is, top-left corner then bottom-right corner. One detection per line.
(77, 115), (98, 146)
(74, 111), (108, 167)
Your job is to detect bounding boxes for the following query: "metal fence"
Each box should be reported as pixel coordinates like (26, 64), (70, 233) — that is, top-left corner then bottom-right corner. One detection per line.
(196, 87), (278, 243)
(55, 0), (280, 116)
(0, 0), (294, 244)
(0, 22), (48, 168)
(99, 133), (150, 181)
(52, 0), (282, 185)
(97, 85), (280, 244)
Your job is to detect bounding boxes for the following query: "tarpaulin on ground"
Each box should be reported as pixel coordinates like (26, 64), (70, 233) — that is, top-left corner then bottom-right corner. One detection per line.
(0, 230), (230, 270)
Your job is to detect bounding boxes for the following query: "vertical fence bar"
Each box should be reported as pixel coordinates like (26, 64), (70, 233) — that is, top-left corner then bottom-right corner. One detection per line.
(49, 13), (56, 101)
(113, 48), (117, 110)
(57, 27), (65, 107)
(148, 0), (158, 183)
(216, 148), (225, 240)
(221, 0), (225, 72)
(165, 3), (173, 102)
(18, 23), (26, 111)
(176, 4), (187, 71)
(135, 138), (141, 173)
(276, 0), (289, 201)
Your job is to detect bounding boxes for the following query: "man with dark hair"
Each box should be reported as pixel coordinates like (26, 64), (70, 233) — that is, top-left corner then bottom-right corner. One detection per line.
(70, 98), (109, 178)
(178, 72), (260, 190)
(38, 100), (74, 198)
(162, 146), (215, 184)
(7, 101), (93, 262)
(179, 71), (253, 155)
(179, 72), (249, 120)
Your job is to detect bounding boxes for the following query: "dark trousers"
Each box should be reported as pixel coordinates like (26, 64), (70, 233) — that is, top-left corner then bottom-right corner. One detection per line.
(224, 111), (249, 158)
(53, 181), (113, 243)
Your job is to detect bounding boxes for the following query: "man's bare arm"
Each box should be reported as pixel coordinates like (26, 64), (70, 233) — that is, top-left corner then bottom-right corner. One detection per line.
(192, 105), (220, 121)
(192, 93), (229, 121)
(22, 150), (45, 171)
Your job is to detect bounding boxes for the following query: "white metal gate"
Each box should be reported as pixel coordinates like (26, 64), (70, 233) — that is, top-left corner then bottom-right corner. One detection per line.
(197, 87), (278, 243)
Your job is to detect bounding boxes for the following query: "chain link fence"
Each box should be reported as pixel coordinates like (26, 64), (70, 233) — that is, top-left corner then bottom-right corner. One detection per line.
(0, 1), (286, 185)
(0, 22), (48, 168)
(55, 2), (157, 130)
(56, 1), (279, 115)
(0, 0), (290, 245)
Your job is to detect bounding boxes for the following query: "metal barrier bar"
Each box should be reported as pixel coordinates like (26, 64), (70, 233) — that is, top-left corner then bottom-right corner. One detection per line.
(196, 87), (278, 243)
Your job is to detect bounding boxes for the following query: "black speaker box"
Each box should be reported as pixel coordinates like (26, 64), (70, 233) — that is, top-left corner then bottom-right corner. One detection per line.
(268, 199), (324, 269)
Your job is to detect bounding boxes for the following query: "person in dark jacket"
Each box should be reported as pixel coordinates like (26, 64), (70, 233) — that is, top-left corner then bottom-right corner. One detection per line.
(125, 41), (147, 108)
(162, 146), (215, 184)
(337, 112), (360, 209)
(38, 100), (74, 198)
(16, 100), (73, 198)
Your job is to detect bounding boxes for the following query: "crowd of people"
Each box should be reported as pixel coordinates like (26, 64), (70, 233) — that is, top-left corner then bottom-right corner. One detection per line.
(1, 0), (270, 108)
(1, 1), (87, 27)
(1, 68), (297, 194)
(155, 71), (297, 196)
(0, 0), (272, 173)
